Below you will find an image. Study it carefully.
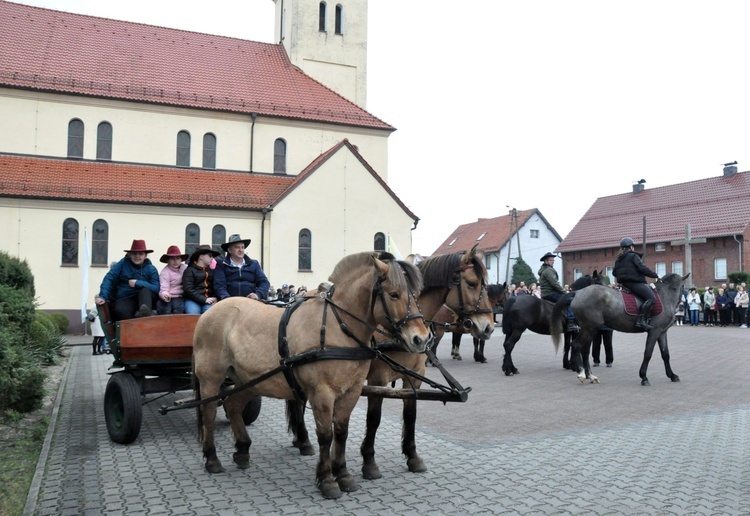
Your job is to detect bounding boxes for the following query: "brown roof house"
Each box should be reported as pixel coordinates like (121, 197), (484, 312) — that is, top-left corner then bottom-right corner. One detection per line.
(432, 208), (563, 285)
(0, 0), (418, 329)
(556, 164), (750, 288)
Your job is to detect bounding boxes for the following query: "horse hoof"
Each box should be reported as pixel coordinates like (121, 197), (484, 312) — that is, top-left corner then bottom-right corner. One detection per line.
(452, 355), (462, 361)
(205, 460), (225, 474)
(293, 440), (315, 456)
(407, 457), (427, 473)
(337, 472), (360, 492)
(591, 376), (600, 384)
(671, 375), (681, 382)
(233, 452), (250, 469)
(577, 375), (586, 383)
(319, 479), (343, 499)
(362, 463), (382, 480)
(641, 379), (651, 386)
(504, 370), (513, 377)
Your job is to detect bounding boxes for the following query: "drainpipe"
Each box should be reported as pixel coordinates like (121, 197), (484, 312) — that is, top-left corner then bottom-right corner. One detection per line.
(733, 234), (743, 272)
(249, 112), (257, 173)
(261, 205), (273, 269)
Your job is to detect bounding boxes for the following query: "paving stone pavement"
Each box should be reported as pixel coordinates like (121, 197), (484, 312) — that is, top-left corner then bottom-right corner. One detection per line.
(26, 325), (750, 515)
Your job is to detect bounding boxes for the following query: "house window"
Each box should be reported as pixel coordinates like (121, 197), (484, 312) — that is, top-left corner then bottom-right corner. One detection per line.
(176, 130), (191, 167)
(573, 268), (582, 280)
(203, 133), (216, 169)
(274, 138), (287, 174)
(67, 119), (84, 158)
(530, 229), (539, 239)
(374, 232), (385, 252)
(185, 223), (200, 256)
(335, 4), (343, 34)
(605, 266), (614, 284)
(655, 262), (667, 276)
(319, 2), (326, 32)
(299, 229), (312, 270)
(715, 258), (727, 280)
(91, 219), (108, 265)
(96, 122), (112, 160)
(62, 218), (79, 265)
(212, 225), (226, 255)
(672, 261), (683, 275)
(655, 243), (666, 252)
(485, 255), (491, 270)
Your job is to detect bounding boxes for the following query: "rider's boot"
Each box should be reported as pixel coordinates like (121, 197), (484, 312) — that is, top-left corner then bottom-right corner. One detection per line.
(635, 299), (654, 331)
(566, 306), (580, 333)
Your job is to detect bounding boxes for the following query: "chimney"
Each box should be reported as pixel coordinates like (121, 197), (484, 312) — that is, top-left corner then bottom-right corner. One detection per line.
(723, 161), (738, 177)
(632, 179), (646, 193)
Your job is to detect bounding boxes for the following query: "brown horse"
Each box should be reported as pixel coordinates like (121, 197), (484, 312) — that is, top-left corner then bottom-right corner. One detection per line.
(288, 246), (495, 480)
(448, 283), (509, 363)
(192, 252), (431, 499)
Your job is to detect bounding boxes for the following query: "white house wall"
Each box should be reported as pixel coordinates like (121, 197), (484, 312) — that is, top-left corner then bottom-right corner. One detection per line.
(484, 213), (562, 285)
(269, 147), (413, 288)
(0, 89), (389, 177)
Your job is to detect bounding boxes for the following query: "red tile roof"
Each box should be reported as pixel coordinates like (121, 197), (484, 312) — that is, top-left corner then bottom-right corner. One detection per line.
(0, 154), (293, 209)
(557, 171), (750, 252)
(432, 209), (540, 255)
(0, 1), (393, 130)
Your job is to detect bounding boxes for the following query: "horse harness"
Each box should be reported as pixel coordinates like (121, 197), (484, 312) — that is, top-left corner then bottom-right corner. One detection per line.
(432, 262), (493, 333)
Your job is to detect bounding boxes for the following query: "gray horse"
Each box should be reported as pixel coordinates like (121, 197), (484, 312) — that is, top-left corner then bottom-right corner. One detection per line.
(551, 273), (688, 386)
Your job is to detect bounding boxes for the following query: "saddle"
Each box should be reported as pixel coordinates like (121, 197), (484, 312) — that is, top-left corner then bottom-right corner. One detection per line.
(619, 289), (663, 317)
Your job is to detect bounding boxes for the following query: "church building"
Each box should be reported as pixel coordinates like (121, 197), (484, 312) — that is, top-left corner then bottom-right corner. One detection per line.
(0, 0), (418, 329)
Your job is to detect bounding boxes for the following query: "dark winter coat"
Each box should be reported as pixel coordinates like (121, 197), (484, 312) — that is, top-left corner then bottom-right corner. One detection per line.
(213, 255), (270, 300)
(182, 262), (215, 305)
(98, 256), (159, 301)
(613, 250), (658, 284)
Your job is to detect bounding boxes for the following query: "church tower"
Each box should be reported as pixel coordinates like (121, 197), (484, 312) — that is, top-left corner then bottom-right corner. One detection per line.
(273, 0), (368, 109)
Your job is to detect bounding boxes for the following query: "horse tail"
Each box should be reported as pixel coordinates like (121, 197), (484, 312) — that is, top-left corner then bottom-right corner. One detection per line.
(193, 354), (203, 441)
(286, 399), (301, 438)
(550, 293), (575, 352)
(502, 297), (517, 335)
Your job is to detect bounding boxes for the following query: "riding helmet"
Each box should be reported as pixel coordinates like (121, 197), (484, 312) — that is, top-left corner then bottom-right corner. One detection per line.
(620, 237), (634, 248)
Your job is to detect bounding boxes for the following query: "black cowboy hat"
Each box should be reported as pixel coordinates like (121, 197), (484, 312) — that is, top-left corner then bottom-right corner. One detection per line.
(189, 244), (221, 263)
(220, 234), (252, 252)
(539, 252), (557, 262)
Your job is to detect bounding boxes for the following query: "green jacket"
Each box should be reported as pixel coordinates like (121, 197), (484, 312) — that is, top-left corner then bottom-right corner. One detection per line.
(538, 263), (565, 297)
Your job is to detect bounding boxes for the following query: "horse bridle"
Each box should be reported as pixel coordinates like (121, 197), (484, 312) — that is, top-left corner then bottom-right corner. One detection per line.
(439, 262), (493, 331)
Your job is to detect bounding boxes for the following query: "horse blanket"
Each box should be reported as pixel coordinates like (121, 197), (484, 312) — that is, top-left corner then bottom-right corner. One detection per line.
(621, 290), (663, 317)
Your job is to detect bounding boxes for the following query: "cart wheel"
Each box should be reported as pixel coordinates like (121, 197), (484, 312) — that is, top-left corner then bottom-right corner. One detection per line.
(104, 373), (142, 444)
(242, 396), (262, 425)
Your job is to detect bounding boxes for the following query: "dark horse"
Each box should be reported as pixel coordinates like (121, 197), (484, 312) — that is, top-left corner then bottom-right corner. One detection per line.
(501, 271), (604, 376)
(551, 273), (687, 386)
(448, 283), (509, 363)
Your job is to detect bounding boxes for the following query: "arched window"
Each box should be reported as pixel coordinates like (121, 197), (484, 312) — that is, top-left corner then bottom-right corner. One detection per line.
(67, 119), (84, 158)
(298, 229), (311, 271)
(319, 2), (327, 32)
(212, 224), (226, 255)
(176, 130), (191, 167)
(203, 133), (216, 169)
(62, 218), (79, 265)
(374, 232), (386, 252)
(96, 122), (112, 160)
(335, 4), (343, 34)
(92, 219), (109, 266)
(274, 138), (287, 174)
(185, 223), (200, 256)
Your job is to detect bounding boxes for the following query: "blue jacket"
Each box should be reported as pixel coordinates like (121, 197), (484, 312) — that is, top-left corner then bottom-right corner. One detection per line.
(98, 256), (159, 301)
(214, 255), (270, 300)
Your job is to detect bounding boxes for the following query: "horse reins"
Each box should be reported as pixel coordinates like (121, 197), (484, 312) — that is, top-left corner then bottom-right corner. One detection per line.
(431, 262), (492, 332)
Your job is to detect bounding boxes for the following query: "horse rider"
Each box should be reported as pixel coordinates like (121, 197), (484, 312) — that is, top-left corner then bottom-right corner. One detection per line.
(613, 237), (659, 330)
(539, 252), (579, 332)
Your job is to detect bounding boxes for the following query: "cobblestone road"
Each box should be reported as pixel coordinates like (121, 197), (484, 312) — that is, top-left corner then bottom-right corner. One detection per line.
(27, 325), (750, 515)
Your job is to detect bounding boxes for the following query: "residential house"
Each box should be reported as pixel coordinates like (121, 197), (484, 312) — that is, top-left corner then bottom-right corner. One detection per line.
(432, 209), (563, 285)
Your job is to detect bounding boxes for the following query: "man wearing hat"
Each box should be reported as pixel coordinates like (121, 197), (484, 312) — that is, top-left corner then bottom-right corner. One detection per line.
(213, 234), (270, 301)
(95, 239), (159, 320)
(278, 283), (292, 303)
(538, 252), (566, 303)
(183, 245), (221, 314)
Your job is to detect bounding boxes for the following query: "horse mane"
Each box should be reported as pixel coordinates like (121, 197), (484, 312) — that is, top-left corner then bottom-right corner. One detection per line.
(487, 283), (507, 302)
(329, 252), (422, 293)
(417, 250), (487, 291)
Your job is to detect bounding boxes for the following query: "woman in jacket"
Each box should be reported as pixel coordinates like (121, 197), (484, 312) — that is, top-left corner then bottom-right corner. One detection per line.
(612, 237), (659, 331)
(703, 287), (717, 327)
(95, 239), (159, 321)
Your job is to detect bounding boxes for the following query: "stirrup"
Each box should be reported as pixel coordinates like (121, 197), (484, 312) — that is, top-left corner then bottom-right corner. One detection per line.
(566, 322), (580, 333)
(635, 319), (652, 331)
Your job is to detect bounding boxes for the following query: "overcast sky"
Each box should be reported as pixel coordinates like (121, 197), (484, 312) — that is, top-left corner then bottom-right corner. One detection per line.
(15, 1), (750, 255)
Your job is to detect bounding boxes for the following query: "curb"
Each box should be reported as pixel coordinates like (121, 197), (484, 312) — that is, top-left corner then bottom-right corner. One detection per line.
(23, 349), (74, 516)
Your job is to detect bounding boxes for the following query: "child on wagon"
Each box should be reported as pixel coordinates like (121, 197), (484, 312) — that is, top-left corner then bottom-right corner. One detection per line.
(157, 245), (188, 315)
